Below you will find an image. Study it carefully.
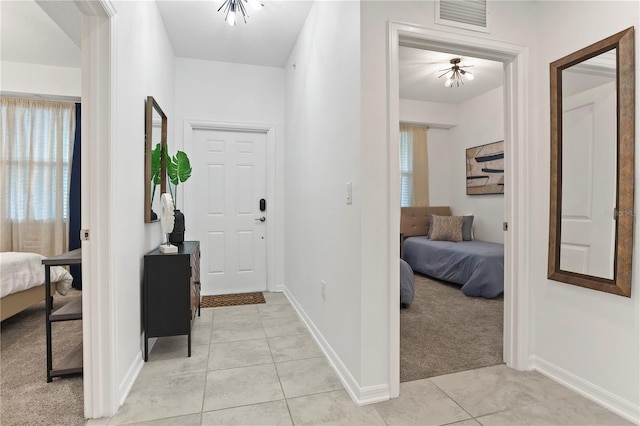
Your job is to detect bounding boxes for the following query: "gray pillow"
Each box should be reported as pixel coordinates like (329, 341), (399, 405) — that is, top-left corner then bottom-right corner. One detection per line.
(462, 215), (474, 241)
(428, 214), (434, 238)
(430, 215), (463, 242)
(429, 214), (474, 241)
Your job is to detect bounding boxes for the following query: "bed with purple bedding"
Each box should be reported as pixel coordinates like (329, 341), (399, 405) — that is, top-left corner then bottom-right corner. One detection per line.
(402, 237), (504, 298)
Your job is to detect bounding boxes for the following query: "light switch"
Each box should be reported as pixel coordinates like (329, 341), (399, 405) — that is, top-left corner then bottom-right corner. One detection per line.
(346, 182), (352, 204)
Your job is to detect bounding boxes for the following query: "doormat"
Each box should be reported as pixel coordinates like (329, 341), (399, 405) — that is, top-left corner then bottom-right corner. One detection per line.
(201, 292), (266, 308)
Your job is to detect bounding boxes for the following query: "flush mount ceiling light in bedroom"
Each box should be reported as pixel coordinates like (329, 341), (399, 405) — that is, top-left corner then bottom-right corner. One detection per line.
(218, 0), (264, 26)
(439, 58), (474, 87)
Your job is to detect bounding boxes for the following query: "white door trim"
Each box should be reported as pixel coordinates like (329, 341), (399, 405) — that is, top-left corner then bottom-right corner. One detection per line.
(183, 119), (278, 293)
(387, 21), (531, 398)
(77, 0), (117, 418)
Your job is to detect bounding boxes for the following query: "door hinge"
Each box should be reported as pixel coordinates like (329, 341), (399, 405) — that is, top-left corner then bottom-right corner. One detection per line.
(80, 229), (90, 241)
(503, 222), (508, 231)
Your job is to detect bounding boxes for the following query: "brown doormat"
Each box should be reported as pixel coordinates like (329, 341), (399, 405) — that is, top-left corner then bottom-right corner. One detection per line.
(201, 292), (266, 308)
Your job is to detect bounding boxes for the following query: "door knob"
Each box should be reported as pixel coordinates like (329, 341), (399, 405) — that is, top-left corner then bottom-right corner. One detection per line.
(255, 216), (266, 222)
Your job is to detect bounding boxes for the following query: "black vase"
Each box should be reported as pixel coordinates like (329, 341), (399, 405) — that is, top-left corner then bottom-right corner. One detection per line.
(169, 210), (185, 244)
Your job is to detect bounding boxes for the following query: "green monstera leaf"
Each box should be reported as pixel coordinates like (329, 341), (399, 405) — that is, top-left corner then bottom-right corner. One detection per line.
(167, 150), (192, 185)
(167, 150), (192, 209)
(150, 143), (162, 207)
(151, 143), (163, 184)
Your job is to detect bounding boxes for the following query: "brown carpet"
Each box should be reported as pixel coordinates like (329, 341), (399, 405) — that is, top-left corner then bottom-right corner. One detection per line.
(401, 274), (504, 382)
(1, 289), (84, 426)
(201, 292), (266, 308)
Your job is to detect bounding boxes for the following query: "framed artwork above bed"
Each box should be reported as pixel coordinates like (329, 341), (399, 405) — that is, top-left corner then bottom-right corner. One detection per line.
(466, 140), (504, 195)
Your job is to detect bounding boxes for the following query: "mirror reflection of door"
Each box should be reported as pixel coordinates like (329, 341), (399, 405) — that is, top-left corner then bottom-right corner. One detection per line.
(560, 49), (617, 279)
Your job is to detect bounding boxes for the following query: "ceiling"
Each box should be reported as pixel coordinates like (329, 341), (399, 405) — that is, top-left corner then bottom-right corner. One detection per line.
(399, 47), (504, 105)
(2, 0), (504, 104)
(156, 0), (313, 68)
(0, 0), (81, 67)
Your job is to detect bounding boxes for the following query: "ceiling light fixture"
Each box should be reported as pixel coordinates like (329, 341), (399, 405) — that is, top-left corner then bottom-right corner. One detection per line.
(439, 58), (474, 87)
(218, 0), (263, 26)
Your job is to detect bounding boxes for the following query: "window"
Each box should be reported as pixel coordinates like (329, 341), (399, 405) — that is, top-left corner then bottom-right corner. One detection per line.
(400, 130), (414, 207)
(1, 99), (75, 222)
(399, 125), (430, 207)
(1, 98), (76, 255)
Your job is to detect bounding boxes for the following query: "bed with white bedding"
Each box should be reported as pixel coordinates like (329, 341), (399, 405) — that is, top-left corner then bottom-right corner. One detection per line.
(1, 252), (73, 321)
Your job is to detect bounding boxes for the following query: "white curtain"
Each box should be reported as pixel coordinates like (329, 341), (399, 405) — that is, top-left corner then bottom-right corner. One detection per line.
(0, 98), (76, 256)
(400, 124), (430, 207)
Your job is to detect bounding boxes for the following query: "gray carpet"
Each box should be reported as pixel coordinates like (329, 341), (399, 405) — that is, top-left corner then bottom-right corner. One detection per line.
(1, 289), (85, 426)
(401, 273), (504, 382)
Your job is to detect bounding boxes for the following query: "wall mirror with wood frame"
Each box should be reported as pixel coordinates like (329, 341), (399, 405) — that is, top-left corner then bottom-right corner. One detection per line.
(548, 27), (635, 297)
(145, 96), (167, 223)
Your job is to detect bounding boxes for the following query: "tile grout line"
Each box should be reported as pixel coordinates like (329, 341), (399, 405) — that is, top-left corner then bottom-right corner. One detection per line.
(260, 300), (296, 425)
(198, 308), (215, 424)
(183, 298), (338, 424)
(428, 378), (476, 422)
(428, 373), (545, 422)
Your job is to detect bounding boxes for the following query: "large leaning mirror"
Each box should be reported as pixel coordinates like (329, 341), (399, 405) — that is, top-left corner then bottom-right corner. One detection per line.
(548, 27), (635, 297)
(145, 96), (167, 223)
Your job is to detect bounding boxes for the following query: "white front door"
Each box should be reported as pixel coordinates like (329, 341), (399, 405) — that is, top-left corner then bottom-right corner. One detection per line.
(190, 128), (268, 295)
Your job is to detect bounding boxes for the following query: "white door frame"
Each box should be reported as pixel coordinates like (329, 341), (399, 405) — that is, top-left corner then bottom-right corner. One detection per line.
(76, 0), (117, 418)
(387, 22), (532, 397)
(183, 119), (278, 294)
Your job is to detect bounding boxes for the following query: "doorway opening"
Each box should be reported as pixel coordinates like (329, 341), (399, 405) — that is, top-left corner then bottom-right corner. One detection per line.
(397, 48), (506, 382)
(387, 22), (531, 397)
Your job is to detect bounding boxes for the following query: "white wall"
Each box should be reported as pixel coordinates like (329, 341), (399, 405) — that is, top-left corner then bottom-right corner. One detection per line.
(531, 2), (640, 419)
(111, 0), (175, 402)
(1, 62), (81, 97)
(449, 86), (504, 243)
(284, 0), (365, 392)
(400, 98), (457, 128)
(362, 0), (639, 420)
(173, 57), (286, 293)
(360, 0), (536, 397)
(425, 128), (452, 207)
(358, 0), (545, 395)
(361, 0), (532, 398)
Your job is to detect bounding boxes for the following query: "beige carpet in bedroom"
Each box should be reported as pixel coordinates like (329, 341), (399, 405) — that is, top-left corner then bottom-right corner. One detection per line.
(401, 273), (504, 382)
(1, 289), (84, 426)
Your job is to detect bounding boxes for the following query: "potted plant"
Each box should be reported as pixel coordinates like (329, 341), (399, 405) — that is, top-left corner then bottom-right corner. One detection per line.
(167, 150), (192, 244)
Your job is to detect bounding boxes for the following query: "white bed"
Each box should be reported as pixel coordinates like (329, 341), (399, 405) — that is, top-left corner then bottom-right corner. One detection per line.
(1, 252), (73, 321)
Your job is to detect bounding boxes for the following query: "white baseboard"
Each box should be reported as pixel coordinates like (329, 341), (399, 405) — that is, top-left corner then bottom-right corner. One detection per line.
(531, 356), (639, 424)
(118, 351), (145, 407)
(358, 384), (392, 405)
(270, 283), (285, 293)
(282, 287), (390, 406)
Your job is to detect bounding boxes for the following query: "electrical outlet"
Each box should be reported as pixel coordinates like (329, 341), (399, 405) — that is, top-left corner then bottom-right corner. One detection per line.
(321, 280), (327, 300)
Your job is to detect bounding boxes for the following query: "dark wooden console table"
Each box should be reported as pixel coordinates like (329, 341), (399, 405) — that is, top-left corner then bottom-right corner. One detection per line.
(43, 248), (82, 382)
(143, 241), (201, 362)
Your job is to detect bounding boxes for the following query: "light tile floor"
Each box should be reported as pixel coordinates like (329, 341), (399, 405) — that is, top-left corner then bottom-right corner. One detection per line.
(88, 293), (632, 425)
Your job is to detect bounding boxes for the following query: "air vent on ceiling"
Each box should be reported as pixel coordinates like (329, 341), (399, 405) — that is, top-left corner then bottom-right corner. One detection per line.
(435, 0), (489, 33)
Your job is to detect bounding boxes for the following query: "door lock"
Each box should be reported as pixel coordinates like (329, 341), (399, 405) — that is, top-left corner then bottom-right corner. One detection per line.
(255, 216), (266, 222)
